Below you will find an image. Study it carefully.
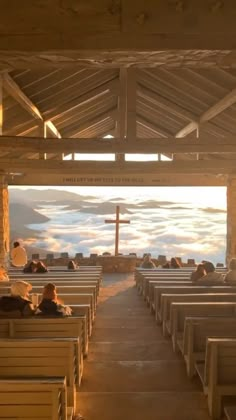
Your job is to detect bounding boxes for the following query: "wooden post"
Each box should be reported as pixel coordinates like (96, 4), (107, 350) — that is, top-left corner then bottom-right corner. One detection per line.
(0, 175), (9, 268)
(38, 121), (47, 160)
(0, 75), (2, 135)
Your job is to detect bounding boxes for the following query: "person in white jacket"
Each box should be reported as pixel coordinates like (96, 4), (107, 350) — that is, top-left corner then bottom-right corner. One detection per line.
(10, 241), (27, 267)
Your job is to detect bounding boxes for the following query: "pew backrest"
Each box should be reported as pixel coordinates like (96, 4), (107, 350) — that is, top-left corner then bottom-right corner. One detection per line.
(0, 378), (68, 420)
(0, 338), (79, 408)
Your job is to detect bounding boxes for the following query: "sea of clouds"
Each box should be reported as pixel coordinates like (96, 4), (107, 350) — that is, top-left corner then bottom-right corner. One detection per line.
(25, 190), (227, 265)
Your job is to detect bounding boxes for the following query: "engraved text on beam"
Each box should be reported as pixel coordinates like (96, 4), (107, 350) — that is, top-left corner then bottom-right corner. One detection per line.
(105, 205), (130, 256)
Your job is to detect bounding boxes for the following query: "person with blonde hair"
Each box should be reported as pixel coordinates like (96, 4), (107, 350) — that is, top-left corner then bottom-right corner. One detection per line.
(11, 241), (27, 267)
(224, 258), (236, 283)
(0, 266), (9, 281)
(36, 283), (72, 316)
(0, 280), (34, 317)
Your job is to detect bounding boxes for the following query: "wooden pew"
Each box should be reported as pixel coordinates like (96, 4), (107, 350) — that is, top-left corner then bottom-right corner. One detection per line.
(182, 316), (236, 378)
(142, 277), (192, 301)
(169, 302), (236, 352)
(154, 285), (236, 322)
(0, 316), (88, 356)
(58, 293), (95, 321)
(146, 280), (192, 310)
(0, 338), (79, 410)
(0, 285), (97, 305)
(0, 378), (71, 420)
(135, 267), (226, 290)
(161, 293), (236, 336)
(138, 273), (192, 295)
(196, 338), (236, 419)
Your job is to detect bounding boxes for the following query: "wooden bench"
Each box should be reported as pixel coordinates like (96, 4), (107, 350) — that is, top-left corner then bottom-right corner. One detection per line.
(182, 316), (236, 378)
(169, 302), (236, 352)
(196, 338), (236, 419)
(161, 293), (236, 336)
(0, 338), (79, 409)
(0, 316), (88, 356)
(145, 280), (192, 310)
(142, 277), (192, 302)
(154, 285), (236, 323)
(58, 293), (95, 321)
(0, 378), (72, 420)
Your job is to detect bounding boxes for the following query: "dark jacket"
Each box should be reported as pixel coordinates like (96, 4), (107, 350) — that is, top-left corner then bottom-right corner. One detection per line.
(0, 296), (34, 317)
(37, 299), (63, 317)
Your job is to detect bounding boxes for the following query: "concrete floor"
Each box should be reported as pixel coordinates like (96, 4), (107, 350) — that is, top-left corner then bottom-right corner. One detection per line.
(77, 273), (211, 420)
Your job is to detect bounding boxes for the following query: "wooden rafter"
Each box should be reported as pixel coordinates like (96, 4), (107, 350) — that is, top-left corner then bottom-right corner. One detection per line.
(176, 87), (236, 138)
(2, 72), (61, 138)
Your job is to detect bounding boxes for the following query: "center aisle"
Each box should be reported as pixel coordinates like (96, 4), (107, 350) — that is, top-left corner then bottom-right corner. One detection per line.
(78, 273), (211, 420)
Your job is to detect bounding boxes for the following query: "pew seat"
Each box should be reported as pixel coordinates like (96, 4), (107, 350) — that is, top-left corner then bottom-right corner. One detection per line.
(161, 293), (236, 336)
(154, 286), (236, 322)
(183, 317), (236, 378)
(197, 338), (236, 419)
(0, 316), (88, 356)
(0, 338), (80, 409)
(0, 378), (72, 420)
(169, 302), (236, 352)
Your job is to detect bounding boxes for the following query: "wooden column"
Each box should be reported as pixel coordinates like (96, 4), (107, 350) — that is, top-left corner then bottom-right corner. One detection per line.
(126, 68), (136, 141)
(0, 75), (2, 135)
(226, 177), (236, 266)
(116, 68), (136, 162)
(0, 175), (9, 268)
(38, 121), (47, 160)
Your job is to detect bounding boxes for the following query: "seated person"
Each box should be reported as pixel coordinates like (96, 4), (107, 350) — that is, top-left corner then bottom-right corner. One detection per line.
(190, 263), (206, 282)
(196, 261), (224, 285)
(0, 266), (9, 281)
(67, 260), (78, 270)
(10, 241), (27, 267)
(141, 254), (156, 269)
(23, 260), (37, 273)
(224, 258), (236, 283)
(170, 257), (181, 268)
(35, 261), (48, 273)
(23, 260), (48, 273)
(36, 283), (72, 316)
(0, 280), (34, 317)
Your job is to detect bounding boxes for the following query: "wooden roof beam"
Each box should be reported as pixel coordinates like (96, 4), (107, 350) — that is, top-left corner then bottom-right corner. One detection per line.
(176, 87), (236, 138)
(3, 72), (61, 138)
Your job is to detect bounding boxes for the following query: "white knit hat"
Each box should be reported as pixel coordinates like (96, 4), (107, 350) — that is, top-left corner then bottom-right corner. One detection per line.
(11, 281), (32, 299)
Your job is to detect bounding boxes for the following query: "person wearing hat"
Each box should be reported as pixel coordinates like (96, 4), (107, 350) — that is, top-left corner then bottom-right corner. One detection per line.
(0, 280), (34, 317)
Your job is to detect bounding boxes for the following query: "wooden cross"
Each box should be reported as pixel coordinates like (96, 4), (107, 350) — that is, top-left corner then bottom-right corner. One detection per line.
(105, 205), (130, 256)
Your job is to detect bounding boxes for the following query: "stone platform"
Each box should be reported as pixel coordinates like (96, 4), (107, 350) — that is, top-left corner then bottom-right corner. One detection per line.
(77, 273), (212, 420)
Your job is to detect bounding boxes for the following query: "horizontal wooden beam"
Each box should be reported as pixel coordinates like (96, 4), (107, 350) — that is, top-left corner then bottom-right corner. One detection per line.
(1, 3), (236, 69)
(1, 136), (236, 154)
(8, 172), (227, 187)
(1, 158), (236, 175)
